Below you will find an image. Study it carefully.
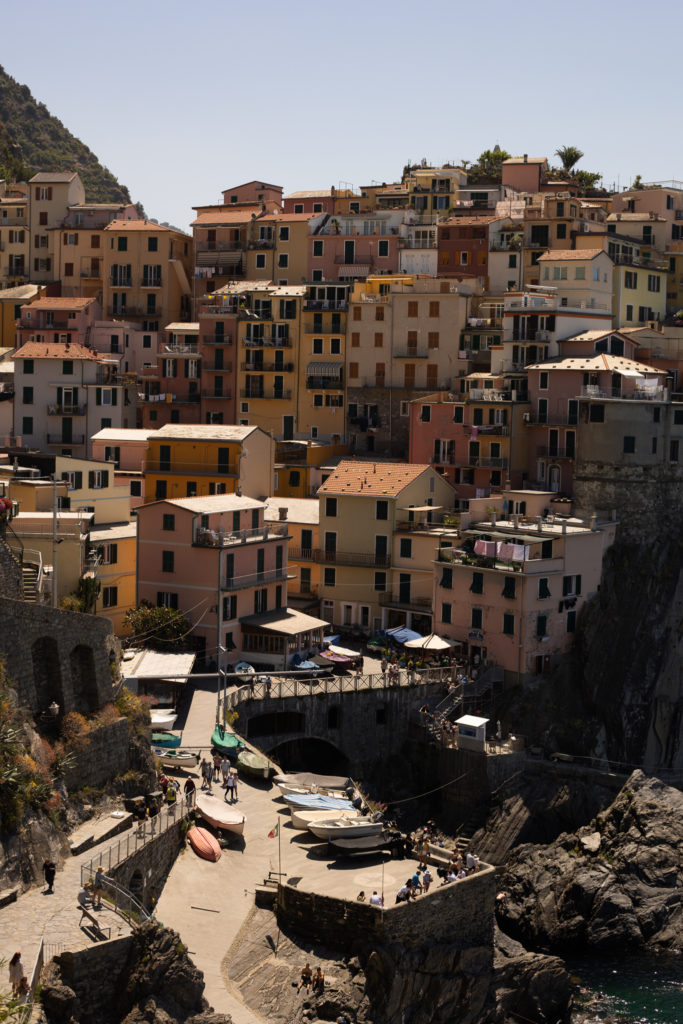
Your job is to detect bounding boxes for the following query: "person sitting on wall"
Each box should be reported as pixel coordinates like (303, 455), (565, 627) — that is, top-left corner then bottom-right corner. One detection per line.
(395, 884), (410, 904)
(297, 963), (313, 994)
(312, 967), (325, 996)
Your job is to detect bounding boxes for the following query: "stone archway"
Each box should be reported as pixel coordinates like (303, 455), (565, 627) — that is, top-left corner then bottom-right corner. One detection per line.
(70, 644), (99, 713)
(246, 710), (306, 739)
(268, 736), (351, 776)
(31, 636), (64, 712)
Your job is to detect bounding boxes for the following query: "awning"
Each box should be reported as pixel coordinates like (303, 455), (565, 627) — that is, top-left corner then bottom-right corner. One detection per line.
(386, 626), (423, 644)
(618, 369), (645, 378)
(338, 265), (370, 278)
(456, 715), (489, 728)
(240, 607), (329, 636)
(467, 528), (544, 544)
(399, 505), (443, 512)
(120, 650), (196, 682)
(307, 362), (343, 377)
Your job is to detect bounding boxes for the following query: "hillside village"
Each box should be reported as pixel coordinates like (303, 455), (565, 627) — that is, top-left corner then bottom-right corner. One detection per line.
(0, 159), (682, 686)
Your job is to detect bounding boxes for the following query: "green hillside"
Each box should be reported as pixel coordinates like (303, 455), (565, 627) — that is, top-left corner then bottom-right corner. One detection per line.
(0, 65), (132, 204)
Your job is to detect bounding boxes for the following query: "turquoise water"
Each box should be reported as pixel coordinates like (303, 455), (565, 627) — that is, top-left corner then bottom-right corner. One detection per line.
(568, 953), (682, 1024)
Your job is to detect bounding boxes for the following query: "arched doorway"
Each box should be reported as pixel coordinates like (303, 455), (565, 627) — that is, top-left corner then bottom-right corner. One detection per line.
(268, 737), (351, 776)
(31, 636), (64, 711)
(70, 645), (99, 713)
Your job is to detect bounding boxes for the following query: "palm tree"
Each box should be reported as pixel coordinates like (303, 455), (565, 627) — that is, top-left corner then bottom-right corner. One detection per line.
(555, 146), (584, 174)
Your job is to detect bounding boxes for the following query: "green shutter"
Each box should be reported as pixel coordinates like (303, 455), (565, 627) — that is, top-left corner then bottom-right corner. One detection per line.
(102, 470), (109, 487)
(96, 388), (102, 406)
(112, 389), (118, 406)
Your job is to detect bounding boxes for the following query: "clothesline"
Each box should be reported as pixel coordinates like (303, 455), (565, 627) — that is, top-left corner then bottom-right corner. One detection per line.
(473, 539), (529, 561)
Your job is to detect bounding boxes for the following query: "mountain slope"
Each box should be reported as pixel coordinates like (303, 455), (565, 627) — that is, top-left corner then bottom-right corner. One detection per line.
(0, 65), (132, 204)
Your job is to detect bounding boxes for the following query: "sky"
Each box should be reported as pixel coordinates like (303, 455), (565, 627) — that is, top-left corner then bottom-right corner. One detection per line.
(2, 0), (682, 234)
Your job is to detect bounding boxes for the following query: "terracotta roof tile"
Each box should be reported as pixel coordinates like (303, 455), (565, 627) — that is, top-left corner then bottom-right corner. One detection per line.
(20, 296), (95, 309)
(318, 460), (431, 497)
(104, 219), (189, 236)
(537, 249), (608, 261)
(191, 208), (263, 227)
(14, 342), (101, 360)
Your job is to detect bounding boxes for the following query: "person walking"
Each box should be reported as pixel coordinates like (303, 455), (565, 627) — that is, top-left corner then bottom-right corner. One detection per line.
(225, 770), (237, 803)
(93, 867), (106, 909)
(212, 752), (221, 782)
(220, 757), (230, 788)
(9, 953), (24, 996)
(422, 866), (432, 893)
(183, 777), (196, 806)
(43, 858), (56, 894)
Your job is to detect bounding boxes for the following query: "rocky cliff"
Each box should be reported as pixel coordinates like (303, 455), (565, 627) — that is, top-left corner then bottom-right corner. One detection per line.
(496, 771), (682, 953)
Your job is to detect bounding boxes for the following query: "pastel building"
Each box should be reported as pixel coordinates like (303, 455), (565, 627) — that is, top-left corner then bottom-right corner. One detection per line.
(0, 187), (29, 287)
(135, 494), (325, 668)
(137, 322), (201, 429)
(89, 520), (137, 634)
(28, 172), (86, 284)
(91, 427), (155, 509)
(54, 200), (138, 298)
(307, 211), (404, 282)
(264, 497), (321, 613)
(298, 282), (350, 440)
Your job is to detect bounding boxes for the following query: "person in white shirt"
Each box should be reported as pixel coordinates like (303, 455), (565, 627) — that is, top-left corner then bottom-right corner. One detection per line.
(369, 890), (384, 906)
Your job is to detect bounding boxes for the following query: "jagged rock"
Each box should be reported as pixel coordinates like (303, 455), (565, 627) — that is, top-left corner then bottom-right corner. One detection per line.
(488, 926), (572, 1024)
(497, 771), (683, 952)
(119, 922), (207, 1015)
(40, 979), (78, 1024)
(185, 1015), (233, 1024)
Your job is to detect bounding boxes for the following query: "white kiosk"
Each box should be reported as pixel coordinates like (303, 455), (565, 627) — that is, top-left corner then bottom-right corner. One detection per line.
(454, 714), (489, 752)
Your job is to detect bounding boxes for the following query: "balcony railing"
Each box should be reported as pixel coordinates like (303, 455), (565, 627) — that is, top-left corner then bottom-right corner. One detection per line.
(248, 239), (274, 249)
(579, 385), (664, 401)
(536, 446), (575, 459)
(303, 300), (348, 311)
(306, 378), (343, 390)
(141, 276), (162, 288)
(200, 333), (233, 345)
(47, 403), (87, 416)
(468, 456), (508, 468)
(110, 276), (132, 287)
(80, 268), (102, 279)
(240, 389), (292, 401)
(197, 241), (245, 252)
(144, 459), (237, 476)
(242, 335), (292, 348)
(222, 567), (292, 591)
(319, 549), (390, 568)
(47, 433), (85, 445)
(241, 361), (293, 373)
(201, 389), (233, 400)
(288, 547), (316, 561)
(463, 424), (510, 436)
(394, 348), (429, 359)
(524, 412), (578, 426)
(379, 591), (433, 612)
(468, 389), (513, 402)
(194, 523), (289, 548)
(238, 307), (273, 321)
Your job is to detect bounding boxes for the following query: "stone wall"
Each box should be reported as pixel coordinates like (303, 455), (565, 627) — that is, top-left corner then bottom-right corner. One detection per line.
(105, 816), (186, 908)
(0, 596), (116, 715)
(64, 718), (132, 791)
(0, 537), (23, 600)
(347, 386), (438, 457)
(54, 936), (132, 1024)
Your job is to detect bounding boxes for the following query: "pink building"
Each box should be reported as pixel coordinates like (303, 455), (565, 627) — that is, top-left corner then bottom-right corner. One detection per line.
(307, 212), (403, 281)
(91, 427), (154, 509)
(15, 295), (101, 348)
(135, 494), (326, 668)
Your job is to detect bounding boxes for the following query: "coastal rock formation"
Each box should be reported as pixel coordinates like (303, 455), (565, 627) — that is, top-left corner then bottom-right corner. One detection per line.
(488, 926), (572, 1024)
(496, 771), (682, 952)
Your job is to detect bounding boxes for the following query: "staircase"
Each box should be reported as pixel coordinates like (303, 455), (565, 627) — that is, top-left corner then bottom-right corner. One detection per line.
(21, 563), (39, 602)
(0, 526), (24, 600)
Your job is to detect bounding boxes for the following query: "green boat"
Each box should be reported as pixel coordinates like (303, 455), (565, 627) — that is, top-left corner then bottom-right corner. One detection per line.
(152, 731), (181, 748)
(211, 724), (245, 756)
(237, 749), (277, 778)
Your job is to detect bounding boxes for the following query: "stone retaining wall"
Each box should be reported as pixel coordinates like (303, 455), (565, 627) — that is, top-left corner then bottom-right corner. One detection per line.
(105, 817), (186, 909)
(55, 936), (132, 1024)
(65, 718), (132, 791)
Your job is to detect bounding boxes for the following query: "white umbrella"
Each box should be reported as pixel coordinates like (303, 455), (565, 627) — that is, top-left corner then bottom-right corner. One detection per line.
(404, 633), (453, 651)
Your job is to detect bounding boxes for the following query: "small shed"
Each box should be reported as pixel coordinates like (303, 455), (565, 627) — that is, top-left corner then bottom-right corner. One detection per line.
(455, 714), (489, 752)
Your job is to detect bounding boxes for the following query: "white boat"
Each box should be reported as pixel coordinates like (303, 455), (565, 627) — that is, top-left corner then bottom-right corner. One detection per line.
(276, 782), (344, 798)
(273, 772), (352, 792)
(307, 817), (383, 840)
(151, 710), (178, 729)
(195, 793), (246, 835)
(283, 793), (353, 812)
(152, 747), (198, 769)
(235, 661), (255, 679)
(290, 806), (362, 830)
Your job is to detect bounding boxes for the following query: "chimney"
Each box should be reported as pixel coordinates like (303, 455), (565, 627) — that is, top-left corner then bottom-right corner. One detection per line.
(512, 513), (519, 529)
(278, 507), (287, 521)
(590, 514), (597, 532)
(562, 520), (567, 535)
(536, 516), (543, 533)
(523, 154), (528, 164)
(490, 511), (496, 526)
(331, 185), (336, 197)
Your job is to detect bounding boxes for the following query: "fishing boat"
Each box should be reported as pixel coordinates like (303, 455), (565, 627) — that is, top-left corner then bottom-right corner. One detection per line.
(150, 710), (178, 730)
(329, 831), (401, 856)
(289, 806), (362, 830)
(237, 750), (277, 778)
(273, 772), (352, 792)
(151, 731), (181, 748)
(211, 724), (245, 756)
(187, 826), (221, 862)
(235, 661), (255, 679)
(195, 793), (246, 835)
(152, 747), (198, 769)
(276, 781), (345, 798)
(283, 792), (354, 812)
(308, 817), (383, 840)
(317, 650), (352, 666)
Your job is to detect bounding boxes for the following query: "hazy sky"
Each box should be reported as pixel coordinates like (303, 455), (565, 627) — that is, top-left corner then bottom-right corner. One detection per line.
(3, 0), (681, 233)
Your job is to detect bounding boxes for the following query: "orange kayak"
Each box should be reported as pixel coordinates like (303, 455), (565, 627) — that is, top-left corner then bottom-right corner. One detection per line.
(187, 826), (221, 862)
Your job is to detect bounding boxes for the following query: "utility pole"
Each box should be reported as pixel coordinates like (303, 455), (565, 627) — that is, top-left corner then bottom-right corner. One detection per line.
(51, 475), (58, 609)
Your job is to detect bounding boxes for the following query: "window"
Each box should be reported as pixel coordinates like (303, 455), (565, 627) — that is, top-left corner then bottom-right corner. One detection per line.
(374, 332), (383, 347)
(556, 224), (567, 239)
(331, 337), (341, 355)
(162, 514), (175, 531)
(539, 371), (549, 390)
(471, 608), (482, 629)
(64, 262), (74, 277)
(349, 362), (359, 378)
(325, 497), (337, 517)
(671, 440), (680, 462)
(378, 240), (389, 257)
(536, 614), (547, 639)
(502, 576), (516, 599)
(574, 266), (585, 280)
(460, 252), (469, 265)
(117, 236), (128, 252)
(648, 274), (661, 293)
(589, 404), (605, 422)
(253, 589), (268, 614)
(157, 592), (178, 609)
(148, 236), (158, 252)
(567, 610), (577, 633)
(408, 301), (418, 318)
(453, 406), (464, 424)
(428, 332), (439, 349)
(324, 567), (336, 587)
(294, 204), (303, 213)
(288, 469), (300, 486)
(100, 543), (118, 565)
(625, 304), (634, 322)
(552, 266), (568, 280)
(88, 470), (109, 490)
(623, 435), (636, 454)
(375, 306), (384, 321)
(277, 253), (288, 268)
(102, 586), (118, 608)
(441, 602), (452, 624)
(222, 595), (238, 620)
(400, 538), (412, 559)
(376, 500), (388, 520)
(130, 480), (141, 497)
(255, 253), (266, 269)
(624, 271), (637, 289)
(62, 360), (73, 375)
(22, 386), (33, 404)
(503, 612), (515, 636)
(538, 577), (551, 599)
(162, 551), (175, 573)
(22, 416), (33, 435)
(313, 338), (323, 354)
(563, 575), (582, 596)
(429, 301), (440, 317)
(374, 571), (386, 591)
(353, 306), (361, 321)
(421, 405), (431, 423)
(471, 573), (485, 598)
(279, 227), (289, 241)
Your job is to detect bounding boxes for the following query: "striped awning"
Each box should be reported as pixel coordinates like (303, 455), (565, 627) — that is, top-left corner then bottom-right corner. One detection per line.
(307, 362), (343, 377)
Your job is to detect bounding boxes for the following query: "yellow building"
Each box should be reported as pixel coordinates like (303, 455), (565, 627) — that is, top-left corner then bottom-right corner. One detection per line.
(0, 188), (29, 288)
(317, 460), (456, 632)
(55, 202), (137, 298)
(143, 423), (274, 503)
(264, 497), (320, 612)
(245, 212), (317, 286)
(0, 284), (43, 348)
(404, 165), (467, 215)
(90, 520), (137, 634)
(612, 261), (667, 327)
(666, 242), (683, 314)
(102, 220), (193, 329)
(298, 283), (349, 438)
(274, 439), (348, 498)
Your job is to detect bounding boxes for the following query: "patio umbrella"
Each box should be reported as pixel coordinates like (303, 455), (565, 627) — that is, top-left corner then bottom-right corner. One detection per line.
(404, 633), (453, 651)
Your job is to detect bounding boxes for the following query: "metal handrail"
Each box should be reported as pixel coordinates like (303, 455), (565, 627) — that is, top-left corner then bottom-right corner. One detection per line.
(96, 876), (153, 925)
(81, 796), (192, 882)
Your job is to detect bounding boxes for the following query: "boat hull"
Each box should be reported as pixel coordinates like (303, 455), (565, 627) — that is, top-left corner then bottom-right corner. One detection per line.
(151, 712), (177, 729)
(152, 747), (198, 769)
(283, 793), (353, 812)
(196, 793), (246, 835)
(290, 807), (361, 830)
(237, 750), (277, 778)
(151, 731), (181, 748)
(211, 725), (245, 756)
(273, 772), (351, 792)
(329, 832), (399, 855)
(187, 826), (221, 861)
(308, 818), (383, 840)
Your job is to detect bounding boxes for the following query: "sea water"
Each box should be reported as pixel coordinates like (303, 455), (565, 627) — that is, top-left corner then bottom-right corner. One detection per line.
(568, 952), (682, 1024)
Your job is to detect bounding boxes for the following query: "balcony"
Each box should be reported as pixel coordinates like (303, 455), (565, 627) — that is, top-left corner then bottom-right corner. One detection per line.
(197, 241), (245, 252)
(222, 567), (292, 591)
(536, 446), (575, 460)
(242, 335), (291, 348)
(141, 276), (163, 288)
(194, 523), (289, 548)
(241, 361), (293, 373)
(306, 378), (343, 390)
(463, 424), (510, 436)
(162, 344), (198, 355)
(398, 238), (436, 249)
(524, 412), (577, 426)
(110, 275), (132, 288)
(138, 392), (200, 404)
(200, 333), (233, 345)
(438, 547), (565, 575)
(303, 300), (348, 312)
(47, 403), (87, 416)
(238, 307), (273, 321)
(240, 389), (292, 401)
(394, 348), (428, 359)
(201, 389), (233, 400)
(304, 323), (344, 334)
(379, 591), (433, 613)
(468, 456), (508, 468)
(468, 389), (513, 402)
(80, 267), (102, 279)
(107, 305), (146, 317)
(288, 547), (316, 561)
(144, 459), (238, 476)
(318, 549), (390, 568)
(578, 385), (664, 401)
(248, 239), (274, 249)
(511, 329), (552, 342)
(47, 433), (85, 446)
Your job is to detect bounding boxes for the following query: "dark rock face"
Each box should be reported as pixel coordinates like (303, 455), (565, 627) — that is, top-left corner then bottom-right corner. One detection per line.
(487, 927), (572, 1024)
(497, 772), (683, 953)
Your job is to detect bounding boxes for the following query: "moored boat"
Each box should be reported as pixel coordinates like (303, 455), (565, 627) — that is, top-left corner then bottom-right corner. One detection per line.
(308, 817), (383, 840)
(329, 831), (401, 856)
(237, 750), (277, 778)
(289, 806), (362, 830)
(150, 711), (178, 729)
(211, 724), (245, 756)
(152, 747), (198, 769)
(283, 793), (354, 812)
(187, 826), (221, 861)
(276, 782), (345, 798)
(151, 731), (181, 748)
(273, 772), (352, 792)
(196, 792), (246, 835)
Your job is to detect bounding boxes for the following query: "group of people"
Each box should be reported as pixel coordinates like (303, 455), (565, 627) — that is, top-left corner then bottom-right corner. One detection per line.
(199, 754), (239, 802)
(8, 953), (29, 1002)
(78, 866), (107, 910)
(296, 962), (325, 996)
(394, 866), (433, 903)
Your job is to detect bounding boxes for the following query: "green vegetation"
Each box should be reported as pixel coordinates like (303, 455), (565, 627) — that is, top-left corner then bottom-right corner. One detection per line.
(124, 602), (192, 651)
(555, 145), (584, 174)
(0, 65), (132, 203)
(115, 686), (151, 739)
